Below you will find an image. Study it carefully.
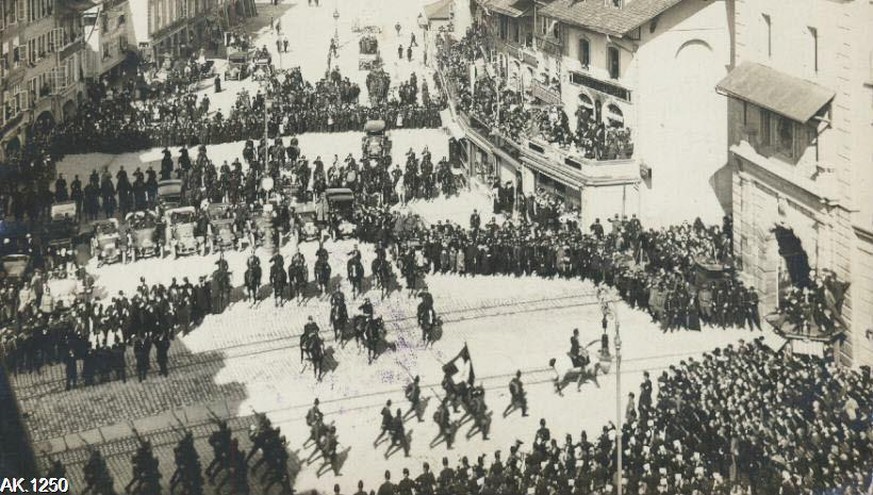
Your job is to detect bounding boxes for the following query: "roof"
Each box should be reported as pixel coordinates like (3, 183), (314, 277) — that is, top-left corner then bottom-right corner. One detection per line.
(486, 0), (533, 18)
(538, 0), (684, 36)
(424, 0), (453, 21)
(716, 62), (835, 123)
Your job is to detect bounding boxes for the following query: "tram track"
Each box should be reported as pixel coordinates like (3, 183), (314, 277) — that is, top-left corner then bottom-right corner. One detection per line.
(15, 290), (605, 401)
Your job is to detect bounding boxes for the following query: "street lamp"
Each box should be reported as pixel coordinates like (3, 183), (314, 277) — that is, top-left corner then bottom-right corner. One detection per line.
(417, 13), (428, 67)
(333, 7), (340, 45)
(264, 95), (273, 174)
(614, 309), (623, 495)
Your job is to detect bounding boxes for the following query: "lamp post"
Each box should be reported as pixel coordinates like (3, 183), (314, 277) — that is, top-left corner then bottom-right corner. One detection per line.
(614, 307), (623, 495)
(417, 13), (428, 67)
(264, 95), (272, 174)
(333, 6), (340, 46)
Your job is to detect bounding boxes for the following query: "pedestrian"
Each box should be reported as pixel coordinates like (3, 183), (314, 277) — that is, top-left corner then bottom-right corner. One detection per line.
(398, 44), (403, 60)
(63, 349), (77, 390)
(283, 37), (289, 53)
(156, 334), (170, 377)
(214, 74), (222, 93)
(410, 32), (417, 47)
(407, 45), (413, 61)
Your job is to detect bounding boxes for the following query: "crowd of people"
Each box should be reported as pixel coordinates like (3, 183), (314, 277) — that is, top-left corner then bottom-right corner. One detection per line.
(43, 63), (444, 158)
(330, 338), (872, 495)
(436, 27), (634, 161)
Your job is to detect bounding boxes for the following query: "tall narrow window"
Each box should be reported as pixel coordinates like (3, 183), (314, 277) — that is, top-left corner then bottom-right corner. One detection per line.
(762, 14), (771, 58)
(607, 46), (620, 79)
(761, 109), (771, 146)
(579, 38), (590, 68)
(809, 27), (818, 73)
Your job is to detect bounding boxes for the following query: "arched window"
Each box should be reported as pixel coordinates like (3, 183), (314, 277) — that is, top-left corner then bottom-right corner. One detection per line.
(607, 46), (620, 79)
(607, 104), (624, 127)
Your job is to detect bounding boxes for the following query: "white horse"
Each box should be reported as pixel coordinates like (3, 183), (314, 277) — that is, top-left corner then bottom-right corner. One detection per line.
(549, 354), (604, 395)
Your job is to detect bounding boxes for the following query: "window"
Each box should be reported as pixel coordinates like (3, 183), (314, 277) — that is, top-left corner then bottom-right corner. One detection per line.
(607, 46), (620, 79)
(512, 19), (520, 43)
(760, 109), (771, 146)
(762, 14), (771, 58)
(499, 15), (508, 40)
(777, 117), (794, 157)
(579, 38), (590, 68)
(809, 27), (818, 73)
(118, 14), (126, 26)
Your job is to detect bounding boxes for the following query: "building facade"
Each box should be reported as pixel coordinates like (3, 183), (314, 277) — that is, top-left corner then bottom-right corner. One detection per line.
(1, 0), (87, 162)
(81, 0), (134, 79)
(717, 0), (873, 366)
(535, 0), (732, 225)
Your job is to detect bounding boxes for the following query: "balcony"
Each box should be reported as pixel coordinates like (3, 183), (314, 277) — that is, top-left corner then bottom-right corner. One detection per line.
(535, 33), (562, 57)
(530, 79), (561, 105)
(525, 138), (641, 185)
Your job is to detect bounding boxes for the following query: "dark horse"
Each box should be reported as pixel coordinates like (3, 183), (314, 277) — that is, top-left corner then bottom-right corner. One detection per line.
(314, 258), (332, 296)
(329, 291), (349, 341)
(347, 258), (364, 299)
(270, 262), (287, 307)
(371, 257), (393, 299)
(244, 262), (262, 303)
(211, 267), (232, 312)
(365, 317), (395, 364)
(288, 259), (308, 304)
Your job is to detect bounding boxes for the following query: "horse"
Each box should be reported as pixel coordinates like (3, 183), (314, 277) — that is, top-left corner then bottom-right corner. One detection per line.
(364, 317), (392, 364)
(288, 261), (308, 304)
(244, 263), (262, 303)
(329, 293), (349, 341)
(549, 354), (603, 396)
(347, 258), (364, 299)
(417, 302), (440, 345)
(371, 257), (393, 299)
(270, 262), (287, 307)
(211, 268), (232, 312)
(314, 259), (332, 296)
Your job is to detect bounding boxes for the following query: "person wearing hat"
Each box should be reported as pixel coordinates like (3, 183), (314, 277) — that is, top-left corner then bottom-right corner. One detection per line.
(404, 375), (424, 422)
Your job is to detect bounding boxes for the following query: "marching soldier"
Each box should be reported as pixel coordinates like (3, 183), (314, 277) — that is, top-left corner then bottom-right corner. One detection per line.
(170, 431), (203, 495)
(386, 409), (410, 458)
(134, 336), (149, 382)
(374, 399), (393, 446)
(404, 375), (424, 422)
(155, 334), (171, 377)
(126, 436), (161, 495)
(205, 420), (232, 482)
(82, 448), (116, 495)
(64, 348), (78, 390)
(431, 398), (455, 450)
(503, 370), (528, 417)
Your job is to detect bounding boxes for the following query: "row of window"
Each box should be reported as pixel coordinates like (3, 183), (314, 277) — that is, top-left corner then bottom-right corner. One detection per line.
(761, 13), (818, 74)
(1, 59), (74, 123)
(577, 38), (621, 79)
(0, 0), (54, 31)
(4, 27), (67, 69)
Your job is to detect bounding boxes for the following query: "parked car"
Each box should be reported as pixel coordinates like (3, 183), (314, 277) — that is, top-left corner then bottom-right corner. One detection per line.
(90, 219), (124, 265)
(207, 203), (238, 252)
(362, 120), (391, 161)
(294, 203), (321, 242)
(158, 179), (184, 209)
(43, 201), (79, 251)
(125, 211), (162, 261)
(0, 253), (31, 281)
(166, 206), (202, 257)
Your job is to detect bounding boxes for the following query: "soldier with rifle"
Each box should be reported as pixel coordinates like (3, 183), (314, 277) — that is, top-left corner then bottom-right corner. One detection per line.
(169, 426), (203, 495)
(125, 429), (162, 494)
(82, 447), (117, 495)
(205, 414), (233, 483)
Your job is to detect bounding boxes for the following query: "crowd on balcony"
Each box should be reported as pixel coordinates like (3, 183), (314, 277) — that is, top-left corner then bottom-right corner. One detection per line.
(437, 28), (635, 161)
(776, 270), (848, 339)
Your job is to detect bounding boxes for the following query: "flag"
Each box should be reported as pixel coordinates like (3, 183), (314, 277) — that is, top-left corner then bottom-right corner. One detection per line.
(442, 343), (475, 386)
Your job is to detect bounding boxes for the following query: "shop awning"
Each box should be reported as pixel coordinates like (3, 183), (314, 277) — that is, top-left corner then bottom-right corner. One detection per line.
(424, 0), (453, 21)
(716, 62), (834, 123)
(58, 0), (97, 13)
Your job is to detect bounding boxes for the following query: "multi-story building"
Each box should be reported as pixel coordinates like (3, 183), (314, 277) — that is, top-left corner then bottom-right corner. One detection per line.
(1, 0), (87, 162)
(81, 0), (135, 79)
(717, 0), (873, 366)
(129, 0), (255, 62)
(530, 0), (733, 225)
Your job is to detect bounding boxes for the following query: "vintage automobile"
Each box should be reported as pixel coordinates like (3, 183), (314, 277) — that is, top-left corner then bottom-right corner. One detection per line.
(319, 188), (356, 239)
(43, 201), (79, 251)
(294, 203), (321, 242)
(0, 254), (31, 281)
(206, 203), (238, 252)
(125, 211), (163, 261)
(362, 120), (391, 161)
(225, 50), (254, 81)
(158, 179), (184, 209)
(166, 206), (202, 257)
(91, 218), (125, 265)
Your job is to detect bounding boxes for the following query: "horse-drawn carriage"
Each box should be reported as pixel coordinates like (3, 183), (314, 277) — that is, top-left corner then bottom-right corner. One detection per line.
(362, 120), (392, 161)
(125, 211), (163, 261)
(91, 218), (125, 265)
(322, 188), (356, 239)
(295, 203), (321, 242)
(166, 206), (203, 257)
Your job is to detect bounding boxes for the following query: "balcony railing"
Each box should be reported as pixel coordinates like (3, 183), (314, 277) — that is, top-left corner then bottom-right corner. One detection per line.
(535, 33), (562, 57)
(530, 79), (561, 105)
